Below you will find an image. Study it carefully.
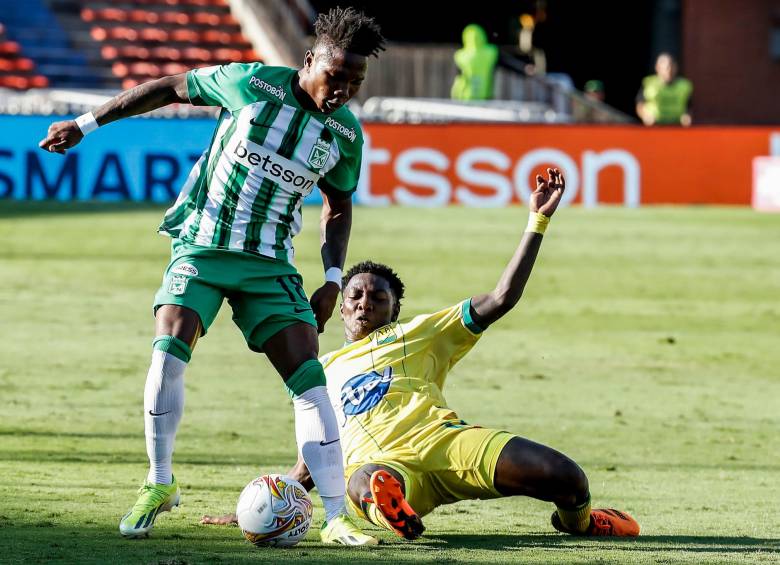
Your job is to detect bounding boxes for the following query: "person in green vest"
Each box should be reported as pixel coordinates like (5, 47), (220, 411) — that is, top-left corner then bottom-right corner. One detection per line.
(636, 52), (693, 126)
(451, 24), (498, 101)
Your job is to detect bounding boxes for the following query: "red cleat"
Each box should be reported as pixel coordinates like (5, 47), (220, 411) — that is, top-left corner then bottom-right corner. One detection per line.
(552, 508), (640, 537)
(368, 470), (425, 540)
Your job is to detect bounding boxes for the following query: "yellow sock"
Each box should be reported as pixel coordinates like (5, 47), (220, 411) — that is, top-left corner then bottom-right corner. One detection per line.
(366, 503), (394, 532)
(556, 496), (592, 533)
(356, 493), (394, 533)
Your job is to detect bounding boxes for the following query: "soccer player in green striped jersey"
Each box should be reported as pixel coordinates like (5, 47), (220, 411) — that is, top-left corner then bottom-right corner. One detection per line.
(39, 7), (385, 545)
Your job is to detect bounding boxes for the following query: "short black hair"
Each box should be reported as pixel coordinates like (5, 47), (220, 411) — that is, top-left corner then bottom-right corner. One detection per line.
(343, 260), (405, 303)
(313, 6), (386, 58)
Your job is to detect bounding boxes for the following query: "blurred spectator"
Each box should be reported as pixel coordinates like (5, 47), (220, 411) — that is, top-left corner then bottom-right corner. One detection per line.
(584, 79), (605, 103)
(451, 24), (498, 100)
(516, 13), (546, 76)
(636, 52), (693, 126)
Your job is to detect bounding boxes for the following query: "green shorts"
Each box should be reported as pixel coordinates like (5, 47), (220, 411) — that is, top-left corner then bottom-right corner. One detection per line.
(153, 239), (317, 351)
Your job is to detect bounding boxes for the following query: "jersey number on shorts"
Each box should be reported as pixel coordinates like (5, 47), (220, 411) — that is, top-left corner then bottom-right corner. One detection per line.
(276, 275), (309, 313)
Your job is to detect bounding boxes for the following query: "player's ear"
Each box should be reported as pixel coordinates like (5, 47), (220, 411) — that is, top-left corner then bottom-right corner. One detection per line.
(391, 300), (401, 322)
(339, 301), (344, 320)
(303, 50), (314, 70)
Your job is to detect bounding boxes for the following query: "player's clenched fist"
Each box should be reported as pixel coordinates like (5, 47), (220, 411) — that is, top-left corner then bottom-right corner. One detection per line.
(38, 120), (83, 154)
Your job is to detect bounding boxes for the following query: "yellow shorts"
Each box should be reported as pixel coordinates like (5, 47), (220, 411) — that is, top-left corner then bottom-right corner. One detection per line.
(346, 425), (514, 518)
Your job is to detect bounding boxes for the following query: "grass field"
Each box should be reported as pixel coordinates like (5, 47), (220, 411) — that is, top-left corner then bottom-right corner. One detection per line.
(0, 202), (778, 564)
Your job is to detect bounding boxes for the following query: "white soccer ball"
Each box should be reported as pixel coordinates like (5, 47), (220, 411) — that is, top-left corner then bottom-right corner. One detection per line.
(236, 474), (313, 547)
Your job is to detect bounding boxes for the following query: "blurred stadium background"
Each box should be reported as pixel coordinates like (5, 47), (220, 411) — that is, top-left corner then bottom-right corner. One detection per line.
(1, 1), (779, 563)
(1, 0), (778, 206)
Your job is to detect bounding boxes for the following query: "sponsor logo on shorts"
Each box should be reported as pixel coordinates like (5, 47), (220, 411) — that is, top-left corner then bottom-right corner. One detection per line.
(232, 139), (319, 195)
(340, 366), (393, 416)
(171, 263), (198, 277)
(168, 274), (188, 296)
(249, 75), (286, 101)
(324, 116), (357, 143)
(307, 137), (331, 170)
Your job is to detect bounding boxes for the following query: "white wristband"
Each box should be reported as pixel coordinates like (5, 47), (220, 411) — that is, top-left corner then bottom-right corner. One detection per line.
(75, 112), (99, 135)
(325, 267), (343, 289)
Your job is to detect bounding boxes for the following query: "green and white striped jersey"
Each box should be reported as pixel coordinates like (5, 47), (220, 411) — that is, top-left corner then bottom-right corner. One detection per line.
(159, 63), (363, 264)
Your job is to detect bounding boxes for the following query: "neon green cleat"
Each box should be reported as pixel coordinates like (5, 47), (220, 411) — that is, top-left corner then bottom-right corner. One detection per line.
(119, 476), (180, 538)
(320, 513), (379, 545)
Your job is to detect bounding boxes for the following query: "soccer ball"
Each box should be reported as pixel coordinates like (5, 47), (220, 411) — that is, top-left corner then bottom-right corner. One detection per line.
(236, 474), (313, 547)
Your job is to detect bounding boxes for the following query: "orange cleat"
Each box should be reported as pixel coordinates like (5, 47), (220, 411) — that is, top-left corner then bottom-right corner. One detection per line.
(551, 508), (640, 537)
(368, 470), (425, 540)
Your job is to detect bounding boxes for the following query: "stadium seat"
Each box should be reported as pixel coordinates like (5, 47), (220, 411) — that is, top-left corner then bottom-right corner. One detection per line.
(72, 0), (260, 86)
(0, 22), (50, 89)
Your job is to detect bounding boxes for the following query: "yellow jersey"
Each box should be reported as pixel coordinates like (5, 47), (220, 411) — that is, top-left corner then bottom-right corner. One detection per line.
(321, 300), (484, 468)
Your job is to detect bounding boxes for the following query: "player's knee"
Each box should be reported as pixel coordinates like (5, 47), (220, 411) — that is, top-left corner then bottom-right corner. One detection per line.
(556, 456), (589, 500)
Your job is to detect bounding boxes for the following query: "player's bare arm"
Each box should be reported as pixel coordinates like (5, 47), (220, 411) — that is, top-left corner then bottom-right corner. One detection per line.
(470, 168), (565, 329)
(38, 73), (189, 154)
(309, 190), (353, 333)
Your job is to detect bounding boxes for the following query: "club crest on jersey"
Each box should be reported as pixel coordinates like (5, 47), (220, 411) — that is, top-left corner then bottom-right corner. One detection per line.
(307, 138), (331, 170)
(340, 366), (393, 416)
(375, 325), (397, 346)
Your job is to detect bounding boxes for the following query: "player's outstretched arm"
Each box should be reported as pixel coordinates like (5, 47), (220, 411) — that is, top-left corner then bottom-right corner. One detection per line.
(38, 73), (189, 154)
(310, 191), (353, 333)
(469, 168), (565, 329)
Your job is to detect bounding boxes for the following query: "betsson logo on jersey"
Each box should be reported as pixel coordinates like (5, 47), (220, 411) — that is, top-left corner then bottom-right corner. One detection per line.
(325, 117), (356, 143)
(248, 75), (286, 101)
(232, 139), (319, 194)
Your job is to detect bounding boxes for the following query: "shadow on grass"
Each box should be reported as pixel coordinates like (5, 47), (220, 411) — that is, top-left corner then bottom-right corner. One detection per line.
(0, 522), (423, 565)
(1, 520), (777, 565)
(0, 429), (140, 440)
(0, 449), (293, 467)
(0, 201), (166, 219)
(427, 533), (779, 554)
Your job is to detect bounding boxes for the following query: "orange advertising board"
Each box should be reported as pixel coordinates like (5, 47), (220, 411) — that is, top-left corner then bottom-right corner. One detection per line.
(357, 124), (779, 206)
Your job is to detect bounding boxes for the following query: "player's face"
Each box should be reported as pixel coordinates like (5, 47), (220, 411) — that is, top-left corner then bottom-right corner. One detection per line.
(303, 46), (367, 113)
(341, 273), (398, 340)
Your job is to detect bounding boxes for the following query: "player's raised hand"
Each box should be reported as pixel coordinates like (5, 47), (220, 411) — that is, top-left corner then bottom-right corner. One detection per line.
(38, 120), (84, 154)
(531, 168), (565, 217)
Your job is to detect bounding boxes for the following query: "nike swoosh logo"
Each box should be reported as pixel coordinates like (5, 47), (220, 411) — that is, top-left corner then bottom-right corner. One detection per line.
(249, 117), (268, 127)
(319, 438), (340, 446)
(148, 410), (171, 416)
(294, 307), (309, 313)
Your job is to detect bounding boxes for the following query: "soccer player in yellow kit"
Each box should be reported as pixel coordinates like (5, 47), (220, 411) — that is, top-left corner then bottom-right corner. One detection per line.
(204, 169), (639, 540)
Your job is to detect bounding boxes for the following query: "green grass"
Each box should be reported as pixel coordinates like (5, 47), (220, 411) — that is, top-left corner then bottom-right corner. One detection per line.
(0, 202), (778, 564)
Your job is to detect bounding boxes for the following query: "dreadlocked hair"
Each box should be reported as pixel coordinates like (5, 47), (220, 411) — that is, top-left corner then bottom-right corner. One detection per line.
(343, 260), (405, 303)
(313, 6), (386, 58)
